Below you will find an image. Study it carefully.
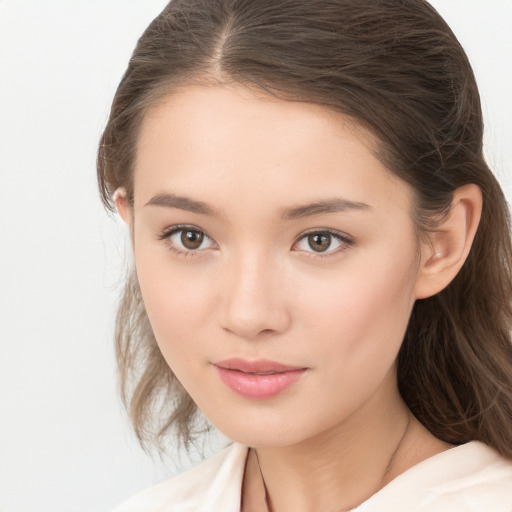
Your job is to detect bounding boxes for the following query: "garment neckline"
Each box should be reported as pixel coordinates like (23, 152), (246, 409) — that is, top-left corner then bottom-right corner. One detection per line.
(235, 441), (490, 511)
(351, 440), (496, 509)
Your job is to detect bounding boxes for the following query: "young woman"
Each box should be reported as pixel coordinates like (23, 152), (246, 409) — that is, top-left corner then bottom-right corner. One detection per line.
(98, 0), (512, 510)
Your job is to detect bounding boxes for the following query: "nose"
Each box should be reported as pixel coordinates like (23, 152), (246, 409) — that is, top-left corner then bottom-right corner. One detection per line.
(219, 252), (291, 340)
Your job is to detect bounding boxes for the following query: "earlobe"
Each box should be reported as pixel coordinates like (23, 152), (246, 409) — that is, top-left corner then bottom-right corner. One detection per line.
(415, 184), (482, 299)
(113, 187), (132, 225)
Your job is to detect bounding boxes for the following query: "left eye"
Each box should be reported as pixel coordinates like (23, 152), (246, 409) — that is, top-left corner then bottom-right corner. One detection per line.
(293, 231), (350, 254)
(163, 227), (217, 252)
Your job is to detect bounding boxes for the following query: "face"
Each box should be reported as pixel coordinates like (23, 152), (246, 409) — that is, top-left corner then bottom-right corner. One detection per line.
(128, 85), (423, 448)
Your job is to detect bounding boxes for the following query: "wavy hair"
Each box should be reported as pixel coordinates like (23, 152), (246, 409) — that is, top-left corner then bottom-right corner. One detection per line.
(97, 0), (512, 455)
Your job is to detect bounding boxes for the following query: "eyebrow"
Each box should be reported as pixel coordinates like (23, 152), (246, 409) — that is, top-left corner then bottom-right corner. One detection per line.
(281, 198), (371, 219)
(145, 192), (370, 219)
(145, 193), (219, 216)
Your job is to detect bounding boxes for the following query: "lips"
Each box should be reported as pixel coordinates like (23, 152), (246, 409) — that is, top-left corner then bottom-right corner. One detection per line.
(213, 358), (308, 399)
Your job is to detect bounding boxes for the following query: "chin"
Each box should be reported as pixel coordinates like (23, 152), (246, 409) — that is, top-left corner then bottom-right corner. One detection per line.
(225, 430), (297, 449)
(206, 413), (320, 449)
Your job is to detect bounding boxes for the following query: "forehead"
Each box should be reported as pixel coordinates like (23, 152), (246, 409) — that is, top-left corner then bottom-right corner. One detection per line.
(133, 85), (412, 216)
(137, 84), (376, 158)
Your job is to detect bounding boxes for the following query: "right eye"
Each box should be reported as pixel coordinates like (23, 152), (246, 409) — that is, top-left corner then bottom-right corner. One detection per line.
(159, 226), (218, 255)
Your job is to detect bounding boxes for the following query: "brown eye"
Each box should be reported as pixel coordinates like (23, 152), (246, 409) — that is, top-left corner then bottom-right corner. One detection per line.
(307, 233), (331, 252)
(293, 230), (351, 256)
(181, 229), (204, 250)
(161, 225), (217, 255)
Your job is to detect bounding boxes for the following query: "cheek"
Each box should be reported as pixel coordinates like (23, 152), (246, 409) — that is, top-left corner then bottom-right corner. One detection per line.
(297, 246), (418, 370)
(133, 243), (216, 364)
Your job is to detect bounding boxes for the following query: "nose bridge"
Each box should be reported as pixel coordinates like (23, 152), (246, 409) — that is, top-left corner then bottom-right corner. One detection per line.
(220, 246), (290, 339)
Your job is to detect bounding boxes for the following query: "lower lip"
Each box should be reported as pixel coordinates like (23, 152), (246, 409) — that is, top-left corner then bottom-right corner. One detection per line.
(214, 366), (307, 399)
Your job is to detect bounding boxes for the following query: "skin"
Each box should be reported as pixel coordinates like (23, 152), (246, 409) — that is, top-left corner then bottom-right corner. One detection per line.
(116, 85), (482, 512)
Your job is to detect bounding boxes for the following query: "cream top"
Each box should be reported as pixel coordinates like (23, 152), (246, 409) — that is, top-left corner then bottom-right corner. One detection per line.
(114, 441), (512, 511)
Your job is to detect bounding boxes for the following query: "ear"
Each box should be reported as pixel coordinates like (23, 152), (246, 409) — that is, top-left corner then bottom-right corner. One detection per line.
(415, 184), (482, 299)
(113, 187), (132, 226)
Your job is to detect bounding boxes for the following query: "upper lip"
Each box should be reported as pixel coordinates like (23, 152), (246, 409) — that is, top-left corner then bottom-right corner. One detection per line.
(213, 358), (307, 374)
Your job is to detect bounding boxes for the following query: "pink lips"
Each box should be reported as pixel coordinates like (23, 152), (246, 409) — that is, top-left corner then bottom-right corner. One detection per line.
(213, 358), (308, 399)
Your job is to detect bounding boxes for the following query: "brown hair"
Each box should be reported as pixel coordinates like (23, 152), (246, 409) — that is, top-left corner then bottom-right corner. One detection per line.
(97, 0), (512, 455)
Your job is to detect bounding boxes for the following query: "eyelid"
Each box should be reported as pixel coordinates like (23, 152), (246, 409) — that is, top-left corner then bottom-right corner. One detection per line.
(158, 224), (218, 255)
(292, 228), (354, 257)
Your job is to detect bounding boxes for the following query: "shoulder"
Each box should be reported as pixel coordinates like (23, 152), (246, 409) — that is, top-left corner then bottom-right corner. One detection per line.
(112, 443), (248, 512)
(357, 441), (512, 511)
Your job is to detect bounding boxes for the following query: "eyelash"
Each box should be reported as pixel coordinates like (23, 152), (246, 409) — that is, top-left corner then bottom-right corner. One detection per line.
(158, 225), (354, 258)
(292, 229), (354, 259)
(158, 224), (217, 257)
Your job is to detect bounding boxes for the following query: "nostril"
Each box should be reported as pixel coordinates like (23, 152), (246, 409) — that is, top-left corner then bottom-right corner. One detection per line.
(221, 319), (287, 340)
(222, 326), (276, 337)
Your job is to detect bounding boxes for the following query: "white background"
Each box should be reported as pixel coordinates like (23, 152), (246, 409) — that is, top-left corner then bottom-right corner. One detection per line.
(0, 1), (511, 511)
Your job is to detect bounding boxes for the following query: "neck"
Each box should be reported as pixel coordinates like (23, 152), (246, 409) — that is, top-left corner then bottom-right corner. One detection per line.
(241, 382), (451, 512)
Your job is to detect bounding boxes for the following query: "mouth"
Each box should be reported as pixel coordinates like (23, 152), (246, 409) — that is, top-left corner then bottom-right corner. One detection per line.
(213, 358), (308, 399)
